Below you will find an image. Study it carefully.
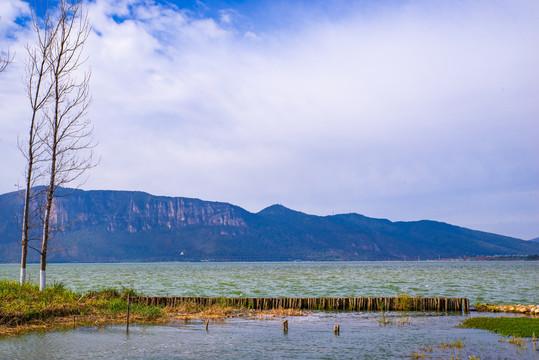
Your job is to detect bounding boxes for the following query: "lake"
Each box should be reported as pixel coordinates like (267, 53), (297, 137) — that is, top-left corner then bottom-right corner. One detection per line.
(1, 261), (537, 304)
(1, 261), (538, 359)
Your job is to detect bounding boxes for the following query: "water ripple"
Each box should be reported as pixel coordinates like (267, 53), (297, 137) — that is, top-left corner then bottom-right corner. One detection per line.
(0, 261), (537, 304)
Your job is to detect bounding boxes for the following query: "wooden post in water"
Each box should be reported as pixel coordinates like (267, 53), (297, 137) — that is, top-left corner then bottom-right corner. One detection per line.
(283, 320), (288, 333)
(126, 293), (130, 332)
(334, 325), (340, 336)
(205, 320), (209, 332)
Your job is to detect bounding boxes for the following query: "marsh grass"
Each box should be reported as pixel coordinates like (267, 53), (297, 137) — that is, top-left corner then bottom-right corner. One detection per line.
(460, 316), (539, 338)
(0, 279), (164, 336)
(167, 300), (305, 320)
(1, 280), (305, 336)
(0, 279), (80, 323)
(396, 293), (413, 311)
(410, 341), (467, 360)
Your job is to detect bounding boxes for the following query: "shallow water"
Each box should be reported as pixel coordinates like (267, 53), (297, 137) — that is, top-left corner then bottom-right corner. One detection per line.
(1, 312), (537, 359)
(0, 261), (537, 304)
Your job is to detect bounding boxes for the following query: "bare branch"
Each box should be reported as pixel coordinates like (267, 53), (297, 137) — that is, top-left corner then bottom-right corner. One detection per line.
(0, 49), (14, 73)
(18, 0), (96, 290)
(18, 7), (62, 284)
(0, 17), (15, 73)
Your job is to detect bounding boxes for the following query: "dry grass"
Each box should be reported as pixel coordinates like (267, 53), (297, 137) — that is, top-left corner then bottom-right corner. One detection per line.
(0, 312), (171, 337)
(166, 302), (306, 321)
(1, 306), (306, 336)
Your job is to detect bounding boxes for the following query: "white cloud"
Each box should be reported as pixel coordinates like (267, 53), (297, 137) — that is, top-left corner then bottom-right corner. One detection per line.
(1, 0), (538, 239)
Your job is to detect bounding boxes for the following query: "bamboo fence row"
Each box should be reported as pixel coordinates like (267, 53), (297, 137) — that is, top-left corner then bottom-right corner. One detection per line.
(132, 296), (469, 312)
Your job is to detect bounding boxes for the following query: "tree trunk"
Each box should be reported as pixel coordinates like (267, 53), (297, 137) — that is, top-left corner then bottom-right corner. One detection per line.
(36, 0), (93, 290)
(21, 10), (55, 284)
(40, 184), (54, 291)
(20, 233), (27, 284)
(20, 179), (31, 283)
(20, 128), (37, 284)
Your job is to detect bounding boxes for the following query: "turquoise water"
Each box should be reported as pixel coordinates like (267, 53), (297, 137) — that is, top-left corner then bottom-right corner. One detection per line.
(1, 261), (538, 359)
(0, 261), (537, 304)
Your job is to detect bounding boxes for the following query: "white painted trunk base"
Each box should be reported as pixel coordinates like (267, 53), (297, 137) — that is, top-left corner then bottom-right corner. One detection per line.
(20, 268), (26, 284)
(40, 270), (46, 291)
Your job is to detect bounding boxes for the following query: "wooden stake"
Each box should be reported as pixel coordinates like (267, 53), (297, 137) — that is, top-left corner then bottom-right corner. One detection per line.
(283, 320), (288, 333)
(205, 320), (209, 331)
(334, 325), (340, 335)
(124, 296), (469, 313)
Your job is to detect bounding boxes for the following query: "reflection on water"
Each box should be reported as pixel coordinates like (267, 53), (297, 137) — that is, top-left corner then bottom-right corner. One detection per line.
(1, 312), (537, 360)
(0, 261), (537, 304)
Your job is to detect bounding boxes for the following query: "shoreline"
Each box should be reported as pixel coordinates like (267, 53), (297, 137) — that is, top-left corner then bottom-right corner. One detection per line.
(1, 279), (537, 338)
(0, 307), (306, 337)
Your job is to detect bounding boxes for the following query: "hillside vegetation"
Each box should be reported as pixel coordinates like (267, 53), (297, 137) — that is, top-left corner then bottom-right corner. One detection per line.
(0, 189), (538, 262)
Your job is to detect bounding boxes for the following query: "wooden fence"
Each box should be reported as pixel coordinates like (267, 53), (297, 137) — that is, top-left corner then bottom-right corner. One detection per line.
(131, 296), (469, 313)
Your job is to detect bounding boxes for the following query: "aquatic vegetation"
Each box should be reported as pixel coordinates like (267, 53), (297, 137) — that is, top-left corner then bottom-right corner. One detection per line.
(438, 340), (465, 350)
(377, 312), (395, 326)
(374, 312), (411, 327)
(497, 336), (531, 356)
(460, 316), (539, 338)
(398, 316), (412, 325)
(507, 336), (525, 347)
(396, 293), (414, 311)
(410, 340), (466, 359)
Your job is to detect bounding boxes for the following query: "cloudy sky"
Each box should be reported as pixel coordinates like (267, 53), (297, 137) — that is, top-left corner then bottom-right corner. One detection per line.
(1, 0), (538, 239)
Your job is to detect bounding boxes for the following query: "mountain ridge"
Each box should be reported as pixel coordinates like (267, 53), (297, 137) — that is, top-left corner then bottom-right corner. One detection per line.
(0, 188), (537, 263)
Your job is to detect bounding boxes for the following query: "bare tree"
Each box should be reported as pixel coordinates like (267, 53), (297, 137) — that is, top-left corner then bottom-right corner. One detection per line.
(0, 17), (14, 73)
(19, 10), (59, 284)
(0, 49), (12, 73)
(39, 0), (95, 291)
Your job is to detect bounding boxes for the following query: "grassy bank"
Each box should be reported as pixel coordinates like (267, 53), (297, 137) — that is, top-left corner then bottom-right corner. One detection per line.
(0, 279), (166, 336)
(460, 316), (539, 338)
(0, 280), (303, 337)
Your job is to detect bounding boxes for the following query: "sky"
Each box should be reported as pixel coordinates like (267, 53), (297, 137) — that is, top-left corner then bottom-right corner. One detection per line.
(0, 0), (538, 240)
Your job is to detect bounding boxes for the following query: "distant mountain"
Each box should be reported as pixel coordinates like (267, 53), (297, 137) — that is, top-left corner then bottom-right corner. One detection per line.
(0, 188), (538, 263)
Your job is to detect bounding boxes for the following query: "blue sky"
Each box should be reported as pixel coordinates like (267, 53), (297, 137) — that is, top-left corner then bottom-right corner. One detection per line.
(1, 0), (538, 239)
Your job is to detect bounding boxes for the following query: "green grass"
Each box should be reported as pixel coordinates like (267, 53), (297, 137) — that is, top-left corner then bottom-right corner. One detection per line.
(0, 279), (163, 331)
(0, 279), (80, 322)
(460, 316), (539, 338)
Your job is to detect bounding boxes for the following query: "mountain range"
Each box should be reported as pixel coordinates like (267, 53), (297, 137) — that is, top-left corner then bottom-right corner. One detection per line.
(0, 188), (537, 263)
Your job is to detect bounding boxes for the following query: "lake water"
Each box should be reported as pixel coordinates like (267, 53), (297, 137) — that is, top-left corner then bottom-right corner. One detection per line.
(1, 261), (537, 304)
(2, 311), (538, 359)
(1, 261), (538, 359)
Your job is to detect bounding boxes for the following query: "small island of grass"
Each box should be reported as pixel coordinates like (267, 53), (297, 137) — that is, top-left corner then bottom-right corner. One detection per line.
(460, 316), (539, 338)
